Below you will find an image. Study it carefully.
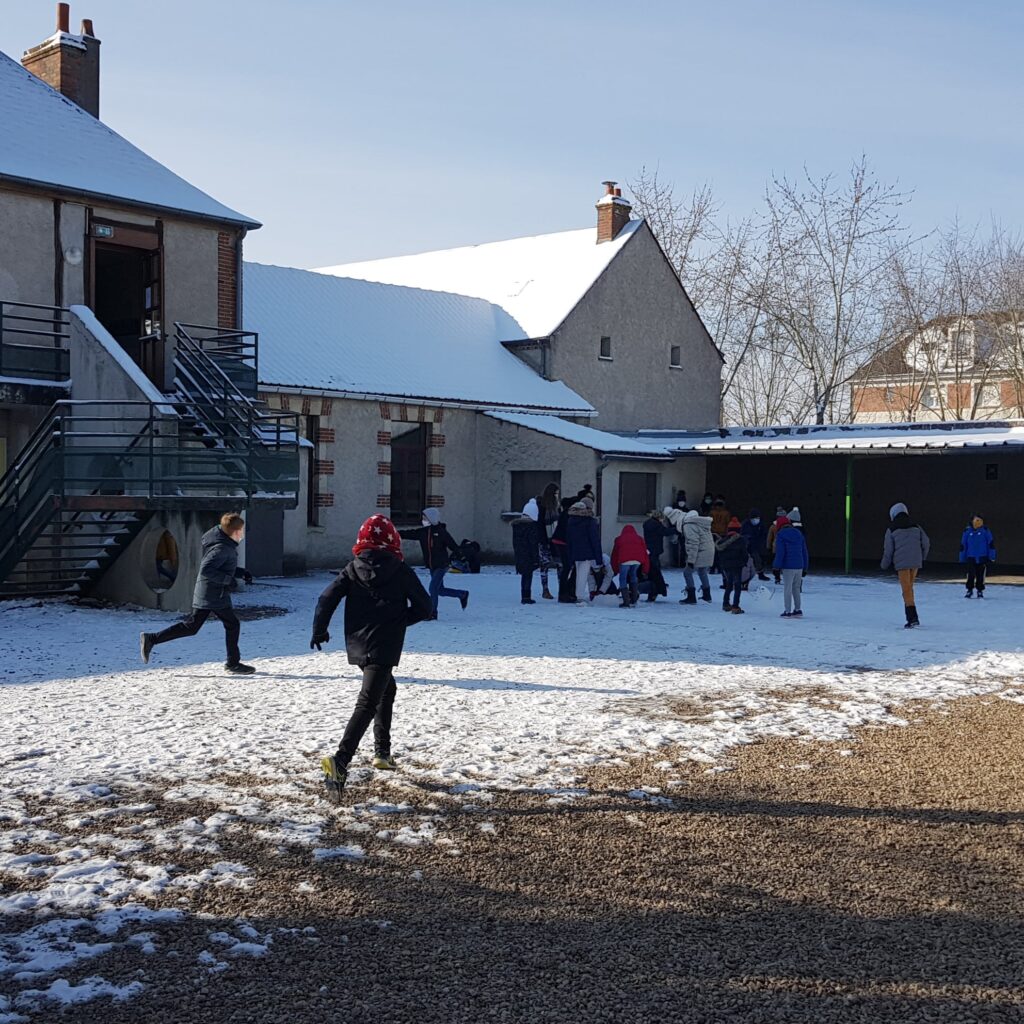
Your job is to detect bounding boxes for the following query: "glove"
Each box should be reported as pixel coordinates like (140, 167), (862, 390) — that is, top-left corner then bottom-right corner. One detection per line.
(310, 631), (329, 651)
(242, 570), (253, 584)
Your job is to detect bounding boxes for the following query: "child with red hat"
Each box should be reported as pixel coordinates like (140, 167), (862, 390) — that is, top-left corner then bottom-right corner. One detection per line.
(311, 514), (432, 799)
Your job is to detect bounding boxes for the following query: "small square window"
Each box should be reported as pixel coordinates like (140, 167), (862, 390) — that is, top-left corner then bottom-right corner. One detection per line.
(618, 472), (658, 517)
(670, 345), (681, 367)
(599, 336), (612, 360)
(920, 385), (938, 409)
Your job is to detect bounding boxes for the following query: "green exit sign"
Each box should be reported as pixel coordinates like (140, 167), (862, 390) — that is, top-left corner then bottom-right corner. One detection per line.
(93, 224), (114, 238)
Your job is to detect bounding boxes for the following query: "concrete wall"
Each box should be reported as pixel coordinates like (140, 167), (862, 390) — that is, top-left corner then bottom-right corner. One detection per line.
(548, 224), (723, 432)
(707, 451), (1024, 568)
(93, 509), (218, 611)
(0, 188), (58, 305)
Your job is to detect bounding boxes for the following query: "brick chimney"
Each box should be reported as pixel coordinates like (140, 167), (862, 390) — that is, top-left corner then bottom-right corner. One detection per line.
(596, 181), (632, 243)
(22, 4), (101, 119)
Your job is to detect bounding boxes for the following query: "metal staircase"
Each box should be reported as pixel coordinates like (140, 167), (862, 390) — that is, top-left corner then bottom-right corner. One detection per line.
(0, 319), (299, 599)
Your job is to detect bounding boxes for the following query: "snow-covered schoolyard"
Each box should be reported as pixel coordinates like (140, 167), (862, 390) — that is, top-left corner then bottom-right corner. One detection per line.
(2, 568), (1023, 1020)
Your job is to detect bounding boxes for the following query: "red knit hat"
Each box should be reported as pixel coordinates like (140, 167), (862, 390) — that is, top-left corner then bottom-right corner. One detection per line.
(352, 514), (403, 560)
(727, 516), (742, 533)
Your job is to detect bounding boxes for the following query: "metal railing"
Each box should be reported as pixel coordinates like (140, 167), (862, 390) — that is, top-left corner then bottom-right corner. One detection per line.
(0, 400), (300, 584)
(0, 301), (70, 382)
(175, 322), (258, 397)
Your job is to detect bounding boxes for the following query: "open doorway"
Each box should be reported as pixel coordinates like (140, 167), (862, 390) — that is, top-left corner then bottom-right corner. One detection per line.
(89, 219), (163, 387)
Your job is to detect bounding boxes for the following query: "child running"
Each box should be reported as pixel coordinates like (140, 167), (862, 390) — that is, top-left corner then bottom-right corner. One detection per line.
(140, 512), (254, 674)
(313, 515), (432, 799)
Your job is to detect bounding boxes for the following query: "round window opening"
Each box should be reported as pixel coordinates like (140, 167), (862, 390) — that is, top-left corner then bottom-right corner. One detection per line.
(142, 529), (180, 594)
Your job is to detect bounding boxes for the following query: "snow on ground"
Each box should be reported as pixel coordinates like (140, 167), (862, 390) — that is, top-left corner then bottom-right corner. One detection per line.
(1, 568), (1022, 1017)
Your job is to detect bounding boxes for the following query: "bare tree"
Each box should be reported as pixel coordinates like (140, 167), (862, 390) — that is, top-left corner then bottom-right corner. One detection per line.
(760, 158), (915, 423)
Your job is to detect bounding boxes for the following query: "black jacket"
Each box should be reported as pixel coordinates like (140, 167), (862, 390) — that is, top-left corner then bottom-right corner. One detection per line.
(643, 517), (675, 559)
(399, 523), (460, 571)
(312, 551), (431, 668)
(715, 532), (749, 573)
(511, 517), (541, 574)
(193, 528), (246, 611)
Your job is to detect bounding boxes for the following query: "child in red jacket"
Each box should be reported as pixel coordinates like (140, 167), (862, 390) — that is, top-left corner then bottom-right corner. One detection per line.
(611, 525), (650, 608)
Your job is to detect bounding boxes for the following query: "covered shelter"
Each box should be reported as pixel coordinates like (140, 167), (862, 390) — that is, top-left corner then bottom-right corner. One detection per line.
(633, 421), (1024, 571)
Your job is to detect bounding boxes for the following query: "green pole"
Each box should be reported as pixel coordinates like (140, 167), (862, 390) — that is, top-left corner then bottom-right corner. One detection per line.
(844, 455), (854, 574)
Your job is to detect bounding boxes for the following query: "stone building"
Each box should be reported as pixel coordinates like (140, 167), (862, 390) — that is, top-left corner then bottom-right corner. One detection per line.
(246, 188), (723, 567)
(0, 6), (298, 606)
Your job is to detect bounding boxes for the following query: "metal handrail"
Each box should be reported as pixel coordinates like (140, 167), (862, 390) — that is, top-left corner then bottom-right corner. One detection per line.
(0, 301), (71, 381)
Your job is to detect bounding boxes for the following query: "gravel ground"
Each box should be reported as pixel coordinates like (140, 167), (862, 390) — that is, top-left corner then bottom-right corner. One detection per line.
(7, 695), (1024, 1024)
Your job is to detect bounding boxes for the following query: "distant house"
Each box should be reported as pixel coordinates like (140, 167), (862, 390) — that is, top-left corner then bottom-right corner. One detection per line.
(246, 185), (724, 567)
(851, 312), (1024, 423)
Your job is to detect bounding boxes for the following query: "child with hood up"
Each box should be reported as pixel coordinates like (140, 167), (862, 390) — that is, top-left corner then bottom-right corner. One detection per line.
(674, 507), (715, 604)
(880, 502), (930, 628)
(960, 514), (996, 598)
(399, 508), (468, 619)
(566, 496), (602, 605)
(313, 515), (432, 798)
(511, 499), (542, 604)
(715, 517), (749, 614)
(611, 525), (650, 608)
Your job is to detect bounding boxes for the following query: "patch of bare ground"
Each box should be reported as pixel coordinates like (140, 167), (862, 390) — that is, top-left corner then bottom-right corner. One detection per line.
(9, 696), (1024, 1024)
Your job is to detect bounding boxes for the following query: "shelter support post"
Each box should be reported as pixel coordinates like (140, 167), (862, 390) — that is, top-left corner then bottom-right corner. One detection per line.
(844, 455), (854, 574)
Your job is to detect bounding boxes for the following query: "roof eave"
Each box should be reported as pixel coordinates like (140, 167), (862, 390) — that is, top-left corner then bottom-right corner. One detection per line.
(0, 172), (261, 230)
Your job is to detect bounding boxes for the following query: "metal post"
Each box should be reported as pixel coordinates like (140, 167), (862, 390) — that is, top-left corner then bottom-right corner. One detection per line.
(844, 455), (854, 574)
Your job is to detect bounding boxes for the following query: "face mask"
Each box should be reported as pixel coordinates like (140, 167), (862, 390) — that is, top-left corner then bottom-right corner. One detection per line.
(422, 518), (431, 527)
(751, 518), (760, 525)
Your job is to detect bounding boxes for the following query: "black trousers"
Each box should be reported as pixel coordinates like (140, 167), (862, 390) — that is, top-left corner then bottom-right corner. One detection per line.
(646, 555), (667, 600)
(558, 560), (576, 603)
(152, 608), (241, 665)
(337, 665), (397, 766)
(722, 570), (743, 607)
(966, 562), (988, 592)
(520, 570), (534, 600)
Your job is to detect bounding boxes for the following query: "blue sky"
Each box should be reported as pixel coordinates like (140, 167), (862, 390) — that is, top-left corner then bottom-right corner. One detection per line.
(4, 0), (1022, 267)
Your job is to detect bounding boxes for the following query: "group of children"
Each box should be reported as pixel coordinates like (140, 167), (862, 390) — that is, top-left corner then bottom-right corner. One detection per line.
(135, 493), (999, 797)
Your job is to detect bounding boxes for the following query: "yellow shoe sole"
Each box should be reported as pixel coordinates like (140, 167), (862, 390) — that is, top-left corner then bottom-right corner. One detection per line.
(372, 756), (397, 771)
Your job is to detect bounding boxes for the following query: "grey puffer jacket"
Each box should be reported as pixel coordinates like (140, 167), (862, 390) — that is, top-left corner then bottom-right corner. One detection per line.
(193, 527), (243, 610)
(682, 511), (715, 568)
(881, 513), (930, 571)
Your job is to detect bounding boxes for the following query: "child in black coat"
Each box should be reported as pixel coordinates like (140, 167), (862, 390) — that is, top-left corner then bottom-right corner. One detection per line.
(312, 515), (432, 799)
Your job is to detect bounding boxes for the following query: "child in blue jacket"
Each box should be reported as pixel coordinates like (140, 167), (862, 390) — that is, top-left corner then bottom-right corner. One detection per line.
(960, 514), (996, 598)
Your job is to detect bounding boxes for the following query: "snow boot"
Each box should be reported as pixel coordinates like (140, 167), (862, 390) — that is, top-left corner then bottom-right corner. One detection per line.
(730, 605), (745, 614)
(372, 751), (398, 771)
(542, 587), (554, 600)
(757, 572), (771, 582)
(700, 586), (712, 603)
(903, 605), (920, 629)
(225, 662), (256, 675)
(680, 588), (697, 605)
(965, 589), (973, 598)
(140, 632), (154, 664)
(321, 755), (348, 803)
(521, 598), (537, 605)
(977, 590), (985, 599)
(722, 600), (732, 612)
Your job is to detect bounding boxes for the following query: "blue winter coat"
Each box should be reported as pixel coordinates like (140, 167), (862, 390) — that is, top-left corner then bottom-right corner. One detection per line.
(566, 512), (602, 563)
(960, 526), (995, 563)
(193, 528), (244, 610)
(773, 525), (809, 571)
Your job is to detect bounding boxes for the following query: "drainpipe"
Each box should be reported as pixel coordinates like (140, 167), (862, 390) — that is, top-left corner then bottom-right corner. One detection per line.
(844, 455), (854, 574)
(595, 456), (610, 519)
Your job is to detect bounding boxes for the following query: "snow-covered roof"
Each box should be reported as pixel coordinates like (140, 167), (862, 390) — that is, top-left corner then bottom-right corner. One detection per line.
(0, 51), (258, 228)
(313, 221), (643, 340)
(636, 420), (1024, 454)
(486, 412), (674, 459)
(244, 262), (593, 413)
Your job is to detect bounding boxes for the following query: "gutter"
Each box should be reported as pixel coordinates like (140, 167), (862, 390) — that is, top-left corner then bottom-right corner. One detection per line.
(258, 383), (597, 417)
